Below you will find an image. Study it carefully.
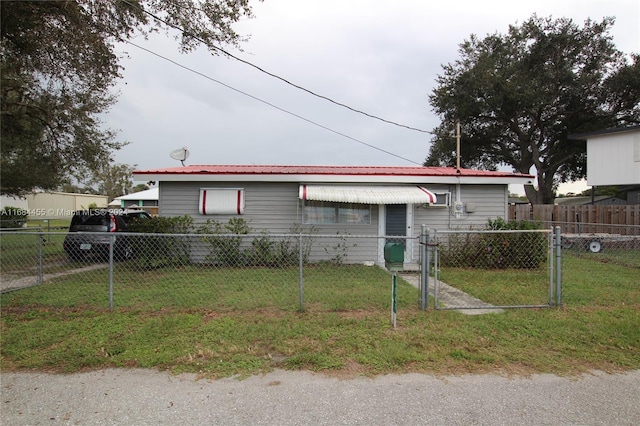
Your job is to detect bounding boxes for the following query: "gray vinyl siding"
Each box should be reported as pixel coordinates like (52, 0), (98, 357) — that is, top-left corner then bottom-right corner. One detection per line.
(160, 181), (380, 233)
(160, 181), (301, 233)
(159, 181), (508, 266)
(159, 181), (381, 264)
(410, 184), (508, 263)
(413, 184), (508, 230)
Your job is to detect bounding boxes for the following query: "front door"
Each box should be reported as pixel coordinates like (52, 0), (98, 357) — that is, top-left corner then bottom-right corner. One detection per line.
(385, 204), (407, 246)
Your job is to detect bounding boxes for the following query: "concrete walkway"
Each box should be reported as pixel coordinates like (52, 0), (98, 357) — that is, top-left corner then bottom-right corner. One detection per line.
(399, 273), (504, 315)
(0, 263), (107, 293)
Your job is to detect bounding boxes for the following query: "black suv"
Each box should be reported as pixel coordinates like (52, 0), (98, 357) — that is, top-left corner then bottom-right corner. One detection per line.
(63, 208), (151, 261)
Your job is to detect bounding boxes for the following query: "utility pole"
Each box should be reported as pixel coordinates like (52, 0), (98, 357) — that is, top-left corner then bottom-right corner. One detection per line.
(456, 121), (461, 170)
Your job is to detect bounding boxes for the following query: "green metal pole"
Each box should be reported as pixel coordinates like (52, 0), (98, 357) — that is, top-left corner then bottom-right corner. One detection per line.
(392, 272), (397, 328)
(38, 232), (44, 285)
(299, 232), (304, 312)
(109, 234), (114, 311)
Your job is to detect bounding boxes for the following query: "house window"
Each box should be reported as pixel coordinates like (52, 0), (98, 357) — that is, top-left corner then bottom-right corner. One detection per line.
(431, 192), (451, 207)
(303, 200), (371, 224)
(199, 188), (244, 215)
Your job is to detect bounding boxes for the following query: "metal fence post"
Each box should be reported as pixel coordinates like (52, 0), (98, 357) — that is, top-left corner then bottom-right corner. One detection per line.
(391, 271), (397, 327)
(109, 234), (115, 311)
(299, 232), (304, 312)
(433, 229), (439, 309)
(37, 232), (44, 285)
(547, 225), (556, 306)
(420, 225), (429, 310)
(555, 226), (562, 306)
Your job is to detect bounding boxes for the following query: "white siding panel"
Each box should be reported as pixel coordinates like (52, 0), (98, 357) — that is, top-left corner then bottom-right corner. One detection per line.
(587, 131), (640, 186)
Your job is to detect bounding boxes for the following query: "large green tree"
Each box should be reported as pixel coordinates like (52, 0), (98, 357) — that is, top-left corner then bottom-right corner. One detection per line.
(1, 0), (255, 196)
(86, 162), (137, 201)
(58, 162), (136, 200)
(425, 15), (640, 204)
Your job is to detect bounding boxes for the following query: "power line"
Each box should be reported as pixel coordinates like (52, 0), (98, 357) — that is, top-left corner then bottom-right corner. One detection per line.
(124, 40), (423, 165)
(120, 0), (434, 135)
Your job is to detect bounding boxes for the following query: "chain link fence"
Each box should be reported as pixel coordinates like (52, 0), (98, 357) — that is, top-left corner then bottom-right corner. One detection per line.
(3, 226), (637, 314)
(530, 221), (639, 268)
(552, 223), (640, 271)
(1, 232), (418, 315)
(422, 229), (557, 311)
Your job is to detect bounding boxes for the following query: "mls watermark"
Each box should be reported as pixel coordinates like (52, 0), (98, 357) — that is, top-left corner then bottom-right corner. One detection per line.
(2, 208), (74, 217)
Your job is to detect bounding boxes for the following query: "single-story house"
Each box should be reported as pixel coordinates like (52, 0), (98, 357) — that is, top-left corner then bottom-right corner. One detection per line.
(133, 165), (534, 268)
(109, 188), (159, 214)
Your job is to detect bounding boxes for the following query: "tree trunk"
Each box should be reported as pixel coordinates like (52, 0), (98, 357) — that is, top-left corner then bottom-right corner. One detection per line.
(525, 176), (556, 205)
(524, 185), (542, 204)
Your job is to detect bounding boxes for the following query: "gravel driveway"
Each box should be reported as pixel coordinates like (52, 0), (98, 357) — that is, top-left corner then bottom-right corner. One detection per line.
(2, 369), (639, 425)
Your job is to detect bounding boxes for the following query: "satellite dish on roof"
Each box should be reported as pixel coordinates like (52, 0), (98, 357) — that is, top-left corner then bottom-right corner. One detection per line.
(169, 147), (190, 166)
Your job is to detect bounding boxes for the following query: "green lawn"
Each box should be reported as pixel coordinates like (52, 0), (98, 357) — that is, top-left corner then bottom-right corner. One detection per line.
(1, 257), (639, 378)
(0, 231), (69, 277)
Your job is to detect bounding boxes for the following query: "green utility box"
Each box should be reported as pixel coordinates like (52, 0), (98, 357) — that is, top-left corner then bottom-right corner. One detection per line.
(384, 242), (404, 271)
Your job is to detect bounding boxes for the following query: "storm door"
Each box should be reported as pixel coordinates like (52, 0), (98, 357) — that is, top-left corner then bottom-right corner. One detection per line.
(385, 204), (407, 246)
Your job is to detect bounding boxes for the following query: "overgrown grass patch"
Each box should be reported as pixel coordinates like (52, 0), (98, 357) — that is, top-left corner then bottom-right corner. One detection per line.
(3, 305), (638, 378)
(561, 254), (639, 305)
(0, 232), (69, 275)
(1, 264), (415, 312)
(2, 260), (639, 378)
(437, 267), (551, 306)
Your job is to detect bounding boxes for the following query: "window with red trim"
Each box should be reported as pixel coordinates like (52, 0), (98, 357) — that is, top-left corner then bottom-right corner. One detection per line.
(199, 188), (245, 215)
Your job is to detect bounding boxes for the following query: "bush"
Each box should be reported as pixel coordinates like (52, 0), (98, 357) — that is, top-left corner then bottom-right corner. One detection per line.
(0, 206), (27, 228)
(197, 220), (317, 267)
(127, 215), (317, 268)
(440, 218), (548, 269)
(127, 215), (194, 268)
(196, 218), (250, 266)
(247, 231), (276, 266)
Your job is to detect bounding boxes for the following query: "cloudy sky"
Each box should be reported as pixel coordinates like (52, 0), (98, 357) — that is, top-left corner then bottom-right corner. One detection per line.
(106, 0), (640, 193)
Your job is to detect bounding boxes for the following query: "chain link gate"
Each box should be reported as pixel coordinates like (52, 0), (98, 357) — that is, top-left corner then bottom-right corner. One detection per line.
(419, 227), (562, 311)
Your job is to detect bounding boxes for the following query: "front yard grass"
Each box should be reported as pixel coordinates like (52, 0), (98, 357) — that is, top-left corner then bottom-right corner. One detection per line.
(1, 257), (639, 378)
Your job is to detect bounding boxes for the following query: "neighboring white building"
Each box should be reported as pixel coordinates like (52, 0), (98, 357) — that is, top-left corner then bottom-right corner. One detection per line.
(109, 188), (159, 211)
(570, 125), (640, 204)
(0, 195), (28, 210)
(571, 125), (640, 186)
(2, 192), (108, 220)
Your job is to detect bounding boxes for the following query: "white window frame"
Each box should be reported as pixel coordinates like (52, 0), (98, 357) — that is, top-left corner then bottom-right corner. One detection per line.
(430, 192), (451, 207)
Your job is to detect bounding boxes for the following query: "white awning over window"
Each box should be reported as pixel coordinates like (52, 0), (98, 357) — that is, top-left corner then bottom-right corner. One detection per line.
(299, 185), (437, 205)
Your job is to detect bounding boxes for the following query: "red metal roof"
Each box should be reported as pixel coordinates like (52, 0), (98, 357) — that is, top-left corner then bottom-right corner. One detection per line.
(134, 164), (533, 178)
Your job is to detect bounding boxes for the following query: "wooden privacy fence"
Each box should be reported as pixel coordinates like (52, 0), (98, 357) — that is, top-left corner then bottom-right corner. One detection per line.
(509, 205), (640, 235)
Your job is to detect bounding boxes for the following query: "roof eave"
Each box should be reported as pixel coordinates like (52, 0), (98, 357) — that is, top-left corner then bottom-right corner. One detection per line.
(133, 172), (534, 185)
(568, 125), (640, 140)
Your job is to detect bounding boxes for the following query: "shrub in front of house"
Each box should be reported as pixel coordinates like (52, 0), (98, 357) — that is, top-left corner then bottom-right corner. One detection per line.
(197, 219), (315, 267)
(125, 215), (316, 269)
(196, 217), (249, 267)
(440, 218), (547, 269)
(127, 215), (194, 268)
